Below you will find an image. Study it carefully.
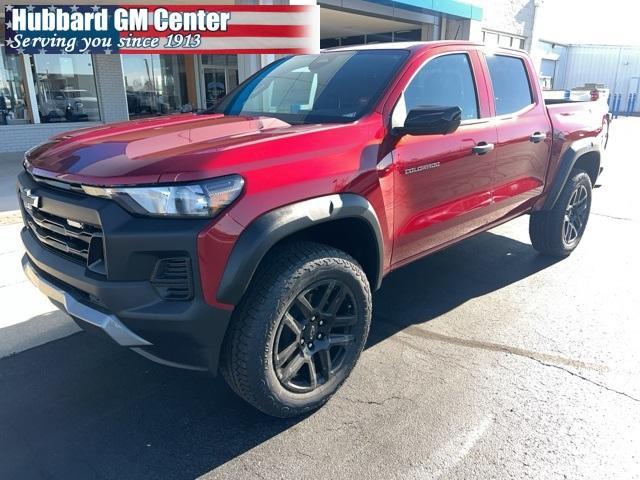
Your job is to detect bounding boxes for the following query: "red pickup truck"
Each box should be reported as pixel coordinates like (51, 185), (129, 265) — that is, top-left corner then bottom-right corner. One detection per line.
(18, 42), (608, 417)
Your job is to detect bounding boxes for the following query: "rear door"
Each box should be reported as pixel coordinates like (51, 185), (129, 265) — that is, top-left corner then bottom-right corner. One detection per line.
(482, 52), (551, 218)
(390, 48), (499, 265)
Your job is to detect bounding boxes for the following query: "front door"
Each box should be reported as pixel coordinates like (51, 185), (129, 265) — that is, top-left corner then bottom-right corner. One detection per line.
(391, 52), (499, 265)
(202, 66), (239, 109)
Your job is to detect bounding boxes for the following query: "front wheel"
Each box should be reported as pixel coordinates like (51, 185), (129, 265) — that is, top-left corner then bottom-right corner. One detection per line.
(530, 170), (593, 257)
(221, 241), (372, 417)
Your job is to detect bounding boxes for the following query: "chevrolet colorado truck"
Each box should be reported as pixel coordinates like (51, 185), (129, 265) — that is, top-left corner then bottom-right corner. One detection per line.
(18, 42), (608, 417)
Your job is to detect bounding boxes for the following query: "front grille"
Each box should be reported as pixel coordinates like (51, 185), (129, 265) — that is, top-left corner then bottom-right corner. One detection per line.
(151, 257), (194, 301)
(22, 203), (104, 267)
(30, 175), (85, 194)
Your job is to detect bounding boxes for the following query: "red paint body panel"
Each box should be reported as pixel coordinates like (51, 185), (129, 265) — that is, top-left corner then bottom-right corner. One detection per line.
(197, 213), (244, 310)
(485, 53), (550, 221)
(391, 120), (498, 263)
(535, 101), (608, 210)
(24, 41), (607, 308)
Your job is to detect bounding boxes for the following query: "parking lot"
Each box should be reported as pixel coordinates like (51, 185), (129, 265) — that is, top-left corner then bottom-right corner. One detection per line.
(1, 118), (639, 480)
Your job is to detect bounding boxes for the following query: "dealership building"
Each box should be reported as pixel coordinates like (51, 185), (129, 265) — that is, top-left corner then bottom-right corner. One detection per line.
(0, 0), (541, 154)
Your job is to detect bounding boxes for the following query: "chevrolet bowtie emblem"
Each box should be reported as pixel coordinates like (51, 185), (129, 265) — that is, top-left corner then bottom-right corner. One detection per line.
(23, 189), (41, 209)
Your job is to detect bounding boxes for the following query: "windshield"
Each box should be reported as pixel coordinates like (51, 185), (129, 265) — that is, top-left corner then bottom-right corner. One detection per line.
(211, 50), (409, 124)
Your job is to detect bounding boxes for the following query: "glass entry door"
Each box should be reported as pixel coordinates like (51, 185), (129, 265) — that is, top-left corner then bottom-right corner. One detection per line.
(203, 68), (228, 109)
(200, 55), (239, 109)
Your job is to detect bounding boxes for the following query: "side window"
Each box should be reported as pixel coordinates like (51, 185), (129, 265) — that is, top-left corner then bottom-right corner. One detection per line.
(402, 54), (479, 121)
(485, 54), (533, 115)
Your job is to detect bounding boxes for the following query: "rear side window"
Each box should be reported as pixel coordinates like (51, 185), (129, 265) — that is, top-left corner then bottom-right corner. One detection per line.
(404, 54), (479, 120)
(485, 54), (533, 115)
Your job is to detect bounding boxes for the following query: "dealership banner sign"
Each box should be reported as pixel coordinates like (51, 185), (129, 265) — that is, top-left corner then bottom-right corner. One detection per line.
(3, 4), (319, 54)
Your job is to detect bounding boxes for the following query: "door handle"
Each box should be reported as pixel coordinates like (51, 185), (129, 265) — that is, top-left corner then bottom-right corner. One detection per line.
(472, 142), (495, 155)
(530, 132), (547, 143)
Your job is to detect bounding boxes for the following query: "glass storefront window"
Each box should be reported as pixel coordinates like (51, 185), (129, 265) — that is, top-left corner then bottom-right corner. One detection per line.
(320, 29), (421, 49)
(30, 54), (100, 123)
(0, 47), (30, 126)
(341, 35), (365, 46)
(365, 32), (393, 44)
(393, 29), (421, 42)
(31, 54), (100, 123)
(201, 55), (238, 67)
(122, 55), (189, 119)
(320, 38), (340, 49)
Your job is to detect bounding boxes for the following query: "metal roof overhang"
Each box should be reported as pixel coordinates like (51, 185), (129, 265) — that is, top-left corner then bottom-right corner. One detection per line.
(362, 0), (482, 20)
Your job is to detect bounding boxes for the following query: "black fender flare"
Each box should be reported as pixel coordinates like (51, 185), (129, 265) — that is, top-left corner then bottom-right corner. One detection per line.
(217, 194), (385, 305)
(542, 138), (601, 210)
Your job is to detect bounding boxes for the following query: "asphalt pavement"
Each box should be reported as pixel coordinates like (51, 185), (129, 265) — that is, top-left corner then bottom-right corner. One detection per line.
(0, 118), (638, 480)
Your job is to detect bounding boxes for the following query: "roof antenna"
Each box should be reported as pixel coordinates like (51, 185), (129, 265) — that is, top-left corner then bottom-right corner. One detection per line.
(454, 24), (461, 40)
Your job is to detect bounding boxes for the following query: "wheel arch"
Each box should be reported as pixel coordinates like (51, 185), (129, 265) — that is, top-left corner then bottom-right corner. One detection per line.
(543, 140), (601, 210)
(574, 151), (600, 185)
(217, 194), (384, 305)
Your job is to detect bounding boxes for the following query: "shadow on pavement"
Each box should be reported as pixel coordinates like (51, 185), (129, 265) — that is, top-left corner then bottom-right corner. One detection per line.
(0, 311), (80, 359)
(0, 334), (299, 480)
(369, 231), (559, 346)
(0, 231), (559, 480)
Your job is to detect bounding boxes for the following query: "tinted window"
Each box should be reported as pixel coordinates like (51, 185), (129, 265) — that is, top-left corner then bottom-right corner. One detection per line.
(213, 50), (408, 124)
(486, 54), (533, 115)
(404, 54), (479, 120)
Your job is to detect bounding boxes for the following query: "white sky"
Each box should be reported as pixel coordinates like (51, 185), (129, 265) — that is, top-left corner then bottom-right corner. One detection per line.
(535, 0), (640, 46)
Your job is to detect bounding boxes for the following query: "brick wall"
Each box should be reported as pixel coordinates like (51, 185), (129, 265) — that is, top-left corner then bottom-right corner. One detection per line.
(0, 123), (102, 156)
(93, 55), (129, 123)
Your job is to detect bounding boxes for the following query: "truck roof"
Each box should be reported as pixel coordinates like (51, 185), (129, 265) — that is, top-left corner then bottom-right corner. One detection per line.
(323, 40), (485, 52)
(323, 41), (531, 58)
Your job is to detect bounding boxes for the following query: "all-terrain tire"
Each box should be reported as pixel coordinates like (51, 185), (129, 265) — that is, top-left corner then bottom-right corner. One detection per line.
(220, 241), (372, 418)
(529, 169), (593, 257)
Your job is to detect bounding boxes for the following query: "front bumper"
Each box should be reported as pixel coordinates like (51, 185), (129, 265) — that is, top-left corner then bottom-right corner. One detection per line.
(18, 171), (233, 373)
(22, 256), (151, 348)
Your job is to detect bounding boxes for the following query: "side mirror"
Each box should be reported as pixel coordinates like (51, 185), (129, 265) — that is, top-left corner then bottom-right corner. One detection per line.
(397, 106), (462, 136)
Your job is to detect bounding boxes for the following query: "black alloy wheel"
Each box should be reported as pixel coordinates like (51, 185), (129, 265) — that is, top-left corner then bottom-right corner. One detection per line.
(273, 280), (358, 393)
(221, 241), (372, 417)
(529, 169), (593, 257)
(562, 183), (589, 247)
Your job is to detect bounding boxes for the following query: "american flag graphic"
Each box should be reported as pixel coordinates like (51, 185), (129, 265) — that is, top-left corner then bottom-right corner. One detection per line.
(3, 4), (319, 55)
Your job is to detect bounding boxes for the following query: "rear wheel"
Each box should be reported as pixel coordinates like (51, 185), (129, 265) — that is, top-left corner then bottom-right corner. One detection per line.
(530, 170), (592, 257)
(221, 241), (372, 417)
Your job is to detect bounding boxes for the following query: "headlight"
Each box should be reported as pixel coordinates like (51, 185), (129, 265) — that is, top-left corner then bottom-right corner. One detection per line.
(82, 175), (244, 218)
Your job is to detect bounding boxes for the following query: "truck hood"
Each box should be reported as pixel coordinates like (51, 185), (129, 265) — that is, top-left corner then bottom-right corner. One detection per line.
(25, 114), (322, 186)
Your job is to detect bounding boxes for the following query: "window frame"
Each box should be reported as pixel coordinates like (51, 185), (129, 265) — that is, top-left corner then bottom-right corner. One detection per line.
(482, 52), (536, 119)
(390, 51), (483, 130)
